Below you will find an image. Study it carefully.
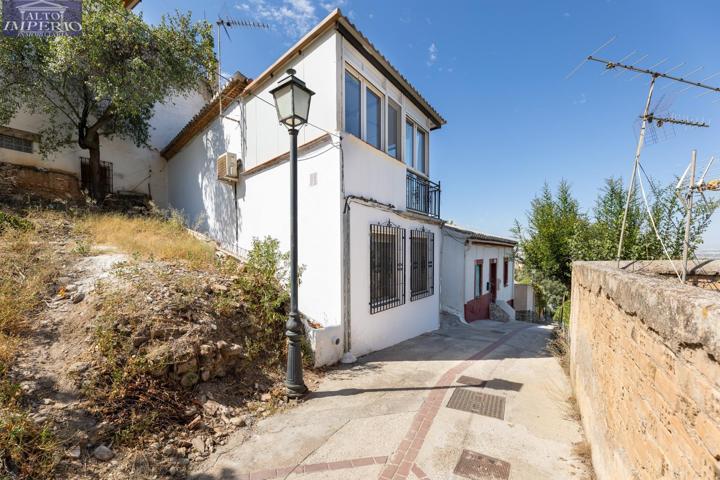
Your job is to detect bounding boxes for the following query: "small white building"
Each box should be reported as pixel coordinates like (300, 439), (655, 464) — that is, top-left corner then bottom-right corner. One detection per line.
(440, 224), (516, 322)
(161, 10), (446, 365)
(0, 0), (206, 204)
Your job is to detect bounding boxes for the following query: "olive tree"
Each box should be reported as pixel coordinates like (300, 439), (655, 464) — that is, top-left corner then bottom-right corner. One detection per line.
(0, 0), (215, 200)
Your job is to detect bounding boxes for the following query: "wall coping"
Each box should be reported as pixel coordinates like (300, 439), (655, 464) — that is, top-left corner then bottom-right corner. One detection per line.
(572, 261), (720, 359)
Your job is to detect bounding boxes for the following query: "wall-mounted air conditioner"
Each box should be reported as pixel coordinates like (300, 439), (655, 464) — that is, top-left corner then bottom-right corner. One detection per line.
(217, 152), (240, 182)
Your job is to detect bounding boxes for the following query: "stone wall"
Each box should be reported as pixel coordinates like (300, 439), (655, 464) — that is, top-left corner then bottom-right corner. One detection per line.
(0, 161), (82, 201)
(569, 260), (720, 480)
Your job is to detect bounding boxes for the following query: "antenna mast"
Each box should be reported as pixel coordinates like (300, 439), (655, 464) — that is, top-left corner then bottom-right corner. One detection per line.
(215, 17), (269, 116)
(584, 55), (720, 269)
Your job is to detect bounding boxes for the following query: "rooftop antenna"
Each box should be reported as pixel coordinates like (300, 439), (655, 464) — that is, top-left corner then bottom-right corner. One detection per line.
(215, 16), (269, 116)
(634, 94), (710, 145)
(676, 153), (719, 283)
(582, 55), (720, 268)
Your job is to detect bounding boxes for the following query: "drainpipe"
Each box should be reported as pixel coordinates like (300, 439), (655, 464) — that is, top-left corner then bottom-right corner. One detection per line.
(339, 137), (356, 364)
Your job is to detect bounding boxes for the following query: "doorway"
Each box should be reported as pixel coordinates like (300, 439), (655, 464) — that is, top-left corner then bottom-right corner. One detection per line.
(489, 259), (497, 303)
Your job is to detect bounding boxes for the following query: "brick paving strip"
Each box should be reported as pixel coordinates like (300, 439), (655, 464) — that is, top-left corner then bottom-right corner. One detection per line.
(235, 324), (532, 480)
(238, 455), (389, 480)
(378, 325), (534, 480)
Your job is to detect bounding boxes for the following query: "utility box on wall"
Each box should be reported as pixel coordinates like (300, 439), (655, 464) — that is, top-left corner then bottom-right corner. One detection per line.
(217, 152), (239, 182)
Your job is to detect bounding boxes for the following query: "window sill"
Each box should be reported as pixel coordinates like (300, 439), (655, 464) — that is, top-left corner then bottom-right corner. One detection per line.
(342, 131), (426, 175)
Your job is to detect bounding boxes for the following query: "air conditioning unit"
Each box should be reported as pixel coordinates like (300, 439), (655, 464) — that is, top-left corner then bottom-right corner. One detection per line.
(217, 152), (239, 182)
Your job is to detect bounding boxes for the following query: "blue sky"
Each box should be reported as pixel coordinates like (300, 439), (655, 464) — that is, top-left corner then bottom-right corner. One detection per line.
(138, 0), (720, 250)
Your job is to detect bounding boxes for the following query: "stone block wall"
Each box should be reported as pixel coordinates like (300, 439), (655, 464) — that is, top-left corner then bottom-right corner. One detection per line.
(0, 161), (82, 201)
(569, 261), (720, 480)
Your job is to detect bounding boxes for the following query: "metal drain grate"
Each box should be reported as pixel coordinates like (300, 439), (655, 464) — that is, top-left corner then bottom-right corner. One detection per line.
(484, 378), (523, 392)
(456, 375), (487, 387)
(446, 388), (506, 419)
(453, 449), (511, 480)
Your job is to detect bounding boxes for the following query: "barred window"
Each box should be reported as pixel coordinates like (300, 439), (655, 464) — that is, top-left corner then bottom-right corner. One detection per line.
(0, 133), (33, 153)
(370, 224), (405, 313)
(410, 229), (434, 301)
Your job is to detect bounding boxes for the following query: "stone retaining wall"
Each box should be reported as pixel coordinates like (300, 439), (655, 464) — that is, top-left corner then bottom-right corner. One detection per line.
(569, 260), (720, 480)
(0, 161), (82, 201)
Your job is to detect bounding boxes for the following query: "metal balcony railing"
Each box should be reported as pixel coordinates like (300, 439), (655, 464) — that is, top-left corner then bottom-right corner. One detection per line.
(406, 171), (441, 218)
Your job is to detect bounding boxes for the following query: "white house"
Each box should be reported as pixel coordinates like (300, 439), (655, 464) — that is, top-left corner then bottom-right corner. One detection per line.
(0, 92), (207, 204)
(161, 9), (446, 365)
(440, 224), (516, 322)
(0, 0), (203, 205)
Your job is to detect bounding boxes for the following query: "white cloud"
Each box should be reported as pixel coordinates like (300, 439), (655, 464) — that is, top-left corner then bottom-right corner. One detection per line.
(563, 12), (571, 18)
(427, 42), (438, 66)
(236, 0), (346, 39)
(573, 93), (587, 105)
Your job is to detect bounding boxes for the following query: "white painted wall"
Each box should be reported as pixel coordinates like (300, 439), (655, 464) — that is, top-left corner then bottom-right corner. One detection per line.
(167, 28), (343, 331)
(1, 90), (206, 206)
(242, 29), (339, 171)
(463, 243), (515, 305)
(342, 134), (407, 209)
(348, 201), (441, 357)
(440, 228), (467, 319)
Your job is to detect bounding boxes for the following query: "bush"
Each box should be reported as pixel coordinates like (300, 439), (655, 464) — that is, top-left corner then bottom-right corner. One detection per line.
(553, 299), (571, 327)
(237, 237), (292, 365)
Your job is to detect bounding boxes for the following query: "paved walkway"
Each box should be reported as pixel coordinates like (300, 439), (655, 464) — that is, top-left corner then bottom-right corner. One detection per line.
(191, 318), (591, 480)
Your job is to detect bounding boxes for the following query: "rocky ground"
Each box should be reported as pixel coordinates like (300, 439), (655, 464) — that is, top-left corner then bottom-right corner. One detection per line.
(0, 202), (321, 479)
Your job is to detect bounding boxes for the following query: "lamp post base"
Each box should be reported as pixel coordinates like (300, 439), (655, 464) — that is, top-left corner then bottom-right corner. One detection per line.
(285, 327), (307, 398)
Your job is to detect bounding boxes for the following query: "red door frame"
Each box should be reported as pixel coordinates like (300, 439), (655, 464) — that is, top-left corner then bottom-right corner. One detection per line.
(489, 259), (497, 303)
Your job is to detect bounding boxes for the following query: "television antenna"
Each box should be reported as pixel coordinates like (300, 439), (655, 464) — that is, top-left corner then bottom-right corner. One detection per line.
(632, 94), (709, 145)
(675, 152), (719, 283)
(215, 16), (269, 115)
(581, 54), (720, 268)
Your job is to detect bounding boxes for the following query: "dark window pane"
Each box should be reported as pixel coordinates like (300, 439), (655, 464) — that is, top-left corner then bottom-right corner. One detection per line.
(405, 121), (414, 167)
(370, 225), (406, 313)
(388, 102), (400, 159)
(416, 129), (426, 174)
(0, 133), (32, 153)
(410, 230), (434, 301)
(344, 72), (361, 137)
(366, 88), (381, 149)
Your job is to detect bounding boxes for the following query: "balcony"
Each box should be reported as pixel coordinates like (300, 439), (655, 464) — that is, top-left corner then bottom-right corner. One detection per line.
(406, 171), (441, 218)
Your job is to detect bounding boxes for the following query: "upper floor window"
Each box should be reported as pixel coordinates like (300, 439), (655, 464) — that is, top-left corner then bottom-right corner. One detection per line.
(366, 87), (382, 149)
(405, 119), (428, 175)
(387, 100), (401, 160)
(344, 71), (361, 138)
(344, 66), (429, 172)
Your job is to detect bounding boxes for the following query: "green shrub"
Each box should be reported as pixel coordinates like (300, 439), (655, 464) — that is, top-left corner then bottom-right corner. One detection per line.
(237, 237), (293, 365)
(0, 212), (32, 233)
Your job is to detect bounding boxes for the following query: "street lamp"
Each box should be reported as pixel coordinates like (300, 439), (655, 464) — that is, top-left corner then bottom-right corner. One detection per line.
(270, 69), (314, 397)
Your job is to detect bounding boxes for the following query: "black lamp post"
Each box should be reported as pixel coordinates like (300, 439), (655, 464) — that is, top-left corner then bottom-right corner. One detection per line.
(270, 69), (314, 397)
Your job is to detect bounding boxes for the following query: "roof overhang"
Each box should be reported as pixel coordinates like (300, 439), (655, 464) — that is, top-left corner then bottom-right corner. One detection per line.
(243, 9), (445, 130)
(124, 0), (141, 9)
(161, 8), (445, 160)
(161, 74), (250, 160)
(444, 224), (517, 248)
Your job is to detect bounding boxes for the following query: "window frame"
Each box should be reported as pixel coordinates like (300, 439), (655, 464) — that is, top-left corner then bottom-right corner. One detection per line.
(343, 65), (387, 151)
(369, 223), (406, 313)
(474, 259), (484, 298)
(0, 132), (33, 154)
(343, 69), (362, 139)
(387, 98), (401, 161)
(410, 229), (434, 301)
(404, 117), (429, 176)
(364, 82), (384, 150)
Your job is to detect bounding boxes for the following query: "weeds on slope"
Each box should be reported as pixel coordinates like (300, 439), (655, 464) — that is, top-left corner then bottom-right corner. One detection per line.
(0, 210), (62, 479)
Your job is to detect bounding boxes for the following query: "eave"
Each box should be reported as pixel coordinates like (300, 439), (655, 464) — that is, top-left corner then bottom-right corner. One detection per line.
(160, 74), (250, 160)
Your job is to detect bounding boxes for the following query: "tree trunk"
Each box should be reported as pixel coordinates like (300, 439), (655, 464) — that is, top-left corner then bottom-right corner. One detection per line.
(87, 132), (103, 202)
